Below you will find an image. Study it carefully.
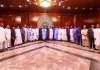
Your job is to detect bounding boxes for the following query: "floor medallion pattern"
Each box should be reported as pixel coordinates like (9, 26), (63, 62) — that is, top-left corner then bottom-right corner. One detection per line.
(0, 41), (100, 70)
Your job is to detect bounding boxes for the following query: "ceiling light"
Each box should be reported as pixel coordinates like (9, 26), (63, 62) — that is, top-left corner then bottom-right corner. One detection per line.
(90, 8), (92, 10)
(25, 5), (27, 7)
(9, 15), (12, 16)
(30, 0), (56, 8)
(54, 0), (56, 3)
(59, 3), (61, 6)
(26, 0), (30, 2)
(19, 5), (22, 8)
(40, 0), (51, 7)
(61, 1), (63, 3)
(10, 5), (12, 7)
(40, 0), (51, 8)
(0, 4), (4, 7)
(83, 8), (85, 10)
(68, 6), (71, 9)
(75, 7), (78, 9)
(29, 2), (32, 4)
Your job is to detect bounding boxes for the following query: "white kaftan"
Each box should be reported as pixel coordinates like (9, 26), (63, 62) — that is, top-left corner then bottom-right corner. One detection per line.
(14, 28), (22, 45)
(5, 28), (11, 48)
(58, 28), (62, 40)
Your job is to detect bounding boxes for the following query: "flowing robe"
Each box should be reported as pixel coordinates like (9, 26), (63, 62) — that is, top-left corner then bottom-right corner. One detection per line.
(62, 29), (67, 41)
(58, 28), (62, 40)
(76, 28), (82, 45)
(23, 28), (28, 42)
(5, 28), (11, 48)
(0, 27), (6, 49)
(27, 28), (33, 41)
(70, 29), (74, 42)
(42, 28), (47, 40)
(94, 28), (100, 46)
(0, 27), (6, 43)
(49, 28), (53, 40)
(73, 28), (78, 44)
(14, 28), (22, 45)
(35, 28), (39, 40)
(32, 28), (37, 41)
(20, 28), (25, 43)
(53, 28), (55, 40)
(54, 28), (59, 40)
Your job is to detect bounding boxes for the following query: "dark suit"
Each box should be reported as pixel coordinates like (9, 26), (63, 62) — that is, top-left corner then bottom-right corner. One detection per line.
(88, 28), (95, 49)
(11, 29), (16, 47)
(46, 28), (49, 40)
(66, 28), (70, 42)
(39, 28), (42, 40)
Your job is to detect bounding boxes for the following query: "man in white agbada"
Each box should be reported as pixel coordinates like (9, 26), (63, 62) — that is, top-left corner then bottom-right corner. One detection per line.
(70, 26), (74, 42)
(94, 24), (100, 50)
(35, 27), (39, 40)
(23, 25), (28, 42)
(14, 26), (22, 45)
(32, 27), (37, 41)
(62, 27), (67, 41)
(5, 25), (11, 48)
(58, 27), (62, 40)
(49, 27), (53, 40)
(0, 23), (6, 50)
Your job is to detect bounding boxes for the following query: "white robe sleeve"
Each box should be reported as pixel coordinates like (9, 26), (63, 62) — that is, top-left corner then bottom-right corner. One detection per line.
(94, 29), (96, 39)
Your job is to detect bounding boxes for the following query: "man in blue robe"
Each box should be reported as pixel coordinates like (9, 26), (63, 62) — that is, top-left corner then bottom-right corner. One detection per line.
(42, 27), (47, 41)
(76, 27), (82, 45)
(52, 27), (55, 40)
(27, 26), (33, 42)
(73, 26), (78, 44)
(54, 27), (59, 40)
(66, 26), (70, 42)
(20, 26), (25, 43)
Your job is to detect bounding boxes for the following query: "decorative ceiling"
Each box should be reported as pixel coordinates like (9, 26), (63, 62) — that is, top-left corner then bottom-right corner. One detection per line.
(0, 0), (99, 13)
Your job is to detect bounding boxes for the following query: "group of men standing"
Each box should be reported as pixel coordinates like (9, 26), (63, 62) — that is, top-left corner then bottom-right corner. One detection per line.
(0, 23), (100, 52)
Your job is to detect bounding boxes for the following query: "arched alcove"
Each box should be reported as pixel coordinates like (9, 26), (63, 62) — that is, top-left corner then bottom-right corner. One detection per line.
(37, 15), (54, 28)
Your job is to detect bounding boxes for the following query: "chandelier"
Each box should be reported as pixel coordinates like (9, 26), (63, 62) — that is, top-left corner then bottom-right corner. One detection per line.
(27, 0), (57, 8)
(40, 0), (51, 7)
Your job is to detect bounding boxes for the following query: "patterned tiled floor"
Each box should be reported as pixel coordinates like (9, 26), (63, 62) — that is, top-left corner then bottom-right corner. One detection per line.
(0, 41), (100, 70)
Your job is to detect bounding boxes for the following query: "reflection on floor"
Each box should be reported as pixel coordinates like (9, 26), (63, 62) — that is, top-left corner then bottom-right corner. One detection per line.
(0, 41), (100, 70)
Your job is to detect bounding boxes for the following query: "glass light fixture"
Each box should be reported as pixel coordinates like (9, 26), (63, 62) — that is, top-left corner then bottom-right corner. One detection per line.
(40, 0), (51, 8)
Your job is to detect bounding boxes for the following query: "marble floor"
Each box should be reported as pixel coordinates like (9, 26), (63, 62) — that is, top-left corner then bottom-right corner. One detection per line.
(0, 41), (100, 70)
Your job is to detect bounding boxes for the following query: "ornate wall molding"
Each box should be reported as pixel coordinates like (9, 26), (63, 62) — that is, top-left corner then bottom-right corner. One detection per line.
(37, 15), (54, 28)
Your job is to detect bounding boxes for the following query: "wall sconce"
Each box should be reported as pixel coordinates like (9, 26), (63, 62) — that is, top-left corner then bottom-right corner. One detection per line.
(15, 16), (21, 23)
(52, 18), (57, 22)
(32, 17), (38, 21)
